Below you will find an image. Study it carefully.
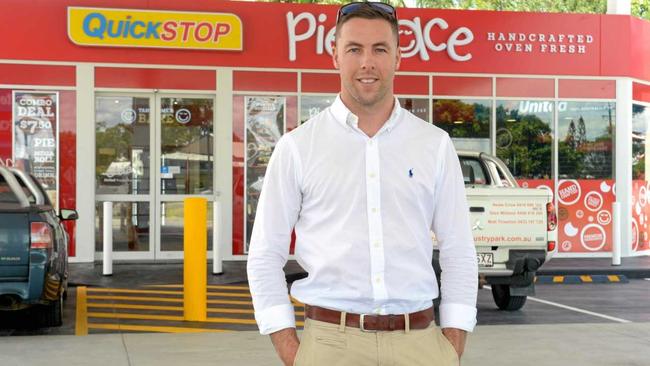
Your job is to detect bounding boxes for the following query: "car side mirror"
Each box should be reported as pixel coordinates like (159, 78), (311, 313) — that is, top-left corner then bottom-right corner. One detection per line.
(60, 209), (79, 221)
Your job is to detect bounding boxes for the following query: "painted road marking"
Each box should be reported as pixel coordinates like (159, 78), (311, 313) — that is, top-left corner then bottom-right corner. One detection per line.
(89, 323), (224, 333)
(86, 288), (253, 298)
(77, 284), (305, 335)
(580, 276), (593, 283)
(75, 286), (88, 336)
(146, 284), (250, 291)
(553, 276), (564, 283)
(483, 285), (631, 324)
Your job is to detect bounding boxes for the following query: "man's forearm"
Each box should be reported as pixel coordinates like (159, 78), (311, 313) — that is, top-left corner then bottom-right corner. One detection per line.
(270, 327), (300, 366)
(442, 327), (467, 358)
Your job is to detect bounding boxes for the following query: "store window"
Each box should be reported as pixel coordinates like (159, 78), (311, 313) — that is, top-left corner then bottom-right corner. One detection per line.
(232, 95), (294, 254)
(632, 104), (650, 252)
(556, 102), (615, 254)
(496, 100), (553, 179)
(558, 102), (614, 179)
(399, 97), (429, 122)
(95, 202), (150, 252)
(300, 95), (336, 124)
(434, 99), (490, 153)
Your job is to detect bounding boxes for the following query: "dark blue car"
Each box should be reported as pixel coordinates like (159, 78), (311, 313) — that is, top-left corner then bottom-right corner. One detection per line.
(0, 167), (77, 327)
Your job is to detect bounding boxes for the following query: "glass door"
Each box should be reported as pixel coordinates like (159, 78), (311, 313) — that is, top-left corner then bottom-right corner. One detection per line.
(155, 95), (215, 260)
(95, 94), (154, 260)
(95, 93), (216, 261)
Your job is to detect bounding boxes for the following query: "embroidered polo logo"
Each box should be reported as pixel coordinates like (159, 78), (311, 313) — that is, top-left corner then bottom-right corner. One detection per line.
(408, 169), (414, 178)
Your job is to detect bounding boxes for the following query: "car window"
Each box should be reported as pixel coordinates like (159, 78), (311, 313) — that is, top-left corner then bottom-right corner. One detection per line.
(459, 158), (487, 185)
(0, 176), (19, 203)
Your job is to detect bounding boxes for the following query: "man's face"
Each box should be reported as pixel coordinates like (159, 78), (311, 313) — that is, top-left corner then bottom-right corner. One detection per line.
(333, 17), (401, 109)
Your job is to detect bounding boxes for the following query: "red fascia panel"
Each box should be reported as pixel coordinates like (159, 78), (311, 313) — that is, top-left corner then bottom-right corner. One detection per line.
(432, 76), (492, 97)
(0, 64), (75, 87)
(496, 78), (554, 98)
(633, 82), (650, 103)
(301, 73), (340, 93)
(233, 71), (297, 92)
(394, 75), (429, 95)
(559, 79), (616, 99)
(95, 68), (216, 90)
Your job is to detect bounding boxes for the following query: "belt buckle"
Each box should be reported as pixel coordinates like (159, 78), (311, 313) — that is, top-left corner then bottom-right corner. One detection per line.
(359, 314), (377, 333)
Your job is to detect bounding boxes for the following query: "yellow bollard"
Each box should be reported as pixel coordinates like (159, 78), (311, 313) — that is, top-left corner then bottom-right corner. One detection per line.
(183, 197), (207, 321)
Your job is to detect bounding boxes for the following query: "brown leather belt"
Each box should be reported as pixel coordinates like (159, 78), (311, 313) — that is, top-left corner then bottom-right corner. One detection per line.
(304, 305), (434, 332)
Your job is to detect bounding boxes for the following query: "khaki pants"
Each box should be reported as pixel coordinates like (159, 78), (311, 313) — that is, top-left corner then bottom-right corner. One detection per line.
(293, 317), (460, 366)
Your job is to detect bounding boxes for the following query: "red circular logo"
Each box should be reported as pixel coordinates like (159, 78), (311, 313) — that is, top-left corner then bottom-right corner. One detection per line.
(558, 180), (581, 206)
(584, 191), (603, 212)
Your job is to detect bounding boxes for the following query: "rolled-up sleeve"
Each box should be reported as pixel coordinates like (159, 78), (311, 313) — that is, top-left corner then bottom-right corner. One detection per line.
(247, 135), (303, 335)
(431, 134), (478, 332)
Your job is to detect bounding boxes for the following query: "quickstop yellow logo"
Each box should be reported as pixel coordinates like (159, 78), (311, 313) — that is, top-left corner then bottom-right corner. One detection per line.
(68, 7), (243, 51)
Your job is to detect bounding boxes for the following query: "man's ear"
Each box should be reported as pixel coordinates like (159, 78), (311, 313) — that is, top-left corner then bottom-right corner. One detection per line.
(332, 45), (340, 69)
(395, 45), (401, 71)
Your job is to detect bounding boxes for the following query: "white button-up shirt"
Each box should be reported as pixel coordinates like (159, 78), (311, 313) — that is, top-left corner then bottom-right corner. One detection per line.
(247, 96), (478, 335)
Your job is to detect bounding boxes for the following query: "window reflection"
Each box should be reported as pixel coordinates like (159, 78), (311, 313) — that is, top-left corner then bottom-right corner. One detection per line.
(399, 97), (429, 122)
(95, 202), (150, 252)
(496, 100), (553, 179)
(160, 97), (213, 195)
(558, 102), (614, 179)
(300, 95), (336, 125)
(95, 97), (150, 195)
(434, 99), (491, 153)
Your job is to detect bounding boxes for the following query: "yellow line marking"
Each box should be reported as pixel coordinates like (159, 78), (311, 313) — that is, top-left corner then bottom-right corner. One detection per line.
(86, 295), (257, 305)
(75, 286), (88, 336)
(608, 275), (620, 282)
(88, 323), (226, 333)
(86, 288), (252, 298)
(87, 312), (258, 324)
(580, 276), (593, 283)
(85, 303), (305, 316)
(145, 284), (250, 290)
(553, 276), (564, 283)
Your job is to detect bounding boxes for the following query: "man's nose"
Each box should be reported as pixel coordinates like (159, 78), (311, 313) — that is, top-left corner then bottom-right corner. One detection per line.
(360, 50), (376, 70)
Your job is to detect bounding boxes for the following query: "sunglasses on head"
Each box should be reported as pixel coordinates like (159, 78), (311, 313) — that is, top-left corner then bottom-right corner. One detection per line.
(336, 2), (397, 23)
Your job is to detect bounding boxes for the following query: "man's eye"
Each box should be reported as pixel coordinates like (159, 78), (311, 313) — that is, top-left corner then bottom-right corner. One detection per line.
(376, 48), (387, 53)
(348, 48), (360, 53)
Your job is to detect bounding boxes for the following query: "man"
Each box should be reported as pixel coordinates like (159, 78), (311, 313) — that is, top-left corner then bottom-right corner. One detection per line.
(247, 2), (478, 365)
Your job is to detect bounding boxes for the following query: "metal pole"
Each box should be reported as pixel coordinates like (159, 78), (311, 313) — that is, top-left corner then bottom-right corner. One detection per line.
(103, 201), (113, 276)
(612, 202), (621, 266)
(184, 197), (207, 321)
(213, 201), (223, 275)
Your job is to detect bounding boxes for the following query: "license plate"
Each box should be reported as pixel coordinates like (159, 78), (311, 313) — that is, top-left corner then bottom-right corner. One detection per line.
(477, 253), (493, 267)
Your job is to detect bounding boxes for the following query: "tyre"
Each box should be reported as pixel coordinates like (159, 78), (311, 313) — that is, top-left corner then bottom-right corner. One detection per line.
(491, 284), (527, 311)
(38, 295), (63, 327)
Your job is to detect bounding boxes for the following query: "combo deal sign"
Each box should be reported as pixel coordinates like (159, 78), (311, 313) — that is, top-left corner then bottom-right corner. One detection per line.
(67, 7), (242, 51)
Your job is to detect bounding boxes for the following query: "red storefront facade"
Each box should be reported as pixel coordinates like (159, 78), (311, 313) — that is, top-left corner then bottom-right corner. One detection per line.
(1, 0), (649, 262)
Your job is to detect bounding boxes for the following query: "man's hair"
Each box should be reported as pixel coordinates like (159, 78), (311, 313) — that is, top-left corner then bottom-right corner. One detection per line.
(335, 4), (399, 47)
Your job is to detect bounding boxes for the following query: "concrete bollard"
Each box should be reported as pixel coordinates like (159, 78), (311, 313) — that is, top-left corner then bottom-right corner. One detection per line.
(103, 202), (113, 276)
(184, 197), (207, 321)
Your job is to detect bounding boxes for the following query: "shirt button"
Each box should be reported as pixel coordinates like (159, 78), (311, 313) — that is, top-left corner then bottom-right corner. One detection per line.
(368, 172), (376, 178)
(368, 140), (374, 146)
(373, 241), (380, 248)
(371, 208), (378, 213)
(375, 277), (381, 284)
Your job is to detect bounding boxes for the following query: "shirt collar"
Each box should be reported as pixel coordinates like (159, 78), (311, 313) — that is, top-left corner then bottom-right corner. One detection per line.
(330, 95), (402, 134)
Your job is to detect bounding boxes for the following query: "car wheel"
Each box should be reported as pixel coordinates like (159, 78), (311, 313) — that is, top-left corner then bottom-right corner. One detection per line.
(491, 284), (527, 311)
(39, 295), (63, 327)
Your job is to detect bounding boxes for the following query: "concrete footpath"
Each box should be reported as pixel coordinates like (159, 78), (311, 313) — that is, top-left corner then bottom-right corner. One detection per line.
(1, 322), (648, 366)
